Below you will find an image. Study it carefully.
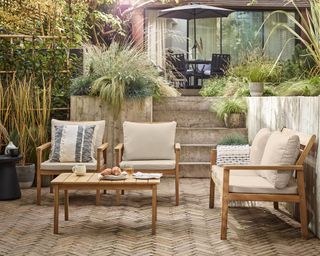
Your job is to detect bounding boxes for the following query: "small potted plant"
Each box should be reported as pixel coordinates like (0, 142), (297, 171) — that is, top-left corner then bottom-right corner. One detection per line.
(211, 98), (247, 128)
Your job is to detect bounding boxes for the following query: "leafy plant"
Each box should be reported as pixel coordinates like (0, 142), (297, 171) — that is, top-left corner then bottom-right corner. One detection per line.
(211, 98), (247, 120)
(70, 76), (97, 96)
(218, 133), (249, 145)
(231, 51), (281, 83)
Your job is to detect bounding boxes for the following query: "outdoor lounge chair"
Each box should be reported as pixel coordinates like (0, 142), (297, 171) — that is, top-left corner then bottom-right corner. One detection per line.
(36, 119), (108, 205)
(209, 128), (316, 240)
(115, 121), (180, 205)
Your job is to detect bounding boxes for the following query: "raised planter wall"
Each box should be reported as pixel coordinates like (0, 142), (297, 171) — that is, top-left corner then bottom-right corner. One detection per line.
(247, 96), (320, 238)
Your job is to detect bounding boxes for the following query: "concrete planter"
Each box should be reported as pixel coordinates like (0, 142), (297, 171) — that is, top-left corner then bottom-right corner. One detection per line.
(249, 82), (264, 96)
(224, 113), (246, 128)
(16, 164), (35, 188)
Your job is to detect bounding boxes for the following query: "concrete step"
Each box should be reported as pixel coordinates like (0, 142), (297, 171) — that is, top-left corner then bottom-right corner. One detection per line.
(179, 162), (211, 178)
(153, 96), (223, 111)
(153, 110), (224, 128)
(180, 144), (215, 162)
(176, 127), (247, 144)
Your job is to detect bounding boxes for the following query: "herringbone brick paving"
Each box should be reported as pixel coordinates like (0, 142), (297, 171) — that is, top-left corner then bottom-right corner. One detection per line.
(0, 178), (319, 256)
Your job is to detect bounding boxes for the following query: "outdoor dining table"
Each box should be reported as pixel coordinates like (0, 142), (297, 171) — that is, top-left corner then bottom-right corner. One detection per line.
(186, 59), (211, 87)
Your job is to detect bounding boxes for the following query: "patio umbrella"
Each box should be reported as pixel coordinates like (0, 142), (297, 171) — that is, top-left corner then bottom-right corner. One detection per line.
(158, 4), (234, 59)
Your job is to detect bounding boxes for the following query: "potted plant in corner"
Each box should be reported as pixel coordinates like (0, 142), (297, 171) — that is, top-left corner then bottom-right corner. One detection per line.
(211, 98), (247, 128)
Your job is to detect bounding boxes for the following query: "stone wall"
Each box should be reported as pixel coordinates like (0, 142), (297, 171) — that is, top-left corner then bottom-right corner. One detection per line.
(247, 96), (320, 238)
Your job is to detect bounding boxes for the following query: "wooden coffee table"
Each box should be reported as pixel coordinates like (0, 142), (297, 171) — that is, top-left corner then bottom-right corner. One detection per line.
(51, 173), (159, 235)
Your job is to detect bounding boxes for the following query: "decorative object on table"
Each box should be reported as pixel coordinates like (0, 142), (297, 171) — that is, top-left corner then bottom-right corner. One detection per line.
(133, 172), (163, 179)
(5, 141), (17, 155)
(211, 98), (247, 128)
(72, 164), (87, 176)
(98, 167), (127, 180)
(9, 148), (20, 157)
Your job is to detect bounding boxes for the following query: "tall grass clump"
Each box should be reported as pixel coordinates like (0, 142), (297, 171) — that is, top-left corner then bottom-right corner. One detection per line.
(80, 42), (178, 118)
(0, 75), (51, 164)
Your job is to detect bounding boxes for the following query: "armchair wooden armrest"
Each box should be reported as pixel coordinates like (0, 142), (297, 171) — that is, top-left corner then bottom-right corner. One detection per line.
(223, 164), (303, 171)
(175, 143), (181, 152)
(36, 142), (51, 165)
(115, 143), (124, 166)
(97, 143), (108, 170)
(175, 143), (181, 164)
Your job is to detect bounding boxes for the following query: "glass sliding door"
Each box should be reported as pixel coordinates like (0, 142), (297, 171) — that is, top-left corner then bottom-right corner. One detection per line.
(263, 12), (295, 60)
(222, 11), (263, 64)
(188, 18), (220, 60)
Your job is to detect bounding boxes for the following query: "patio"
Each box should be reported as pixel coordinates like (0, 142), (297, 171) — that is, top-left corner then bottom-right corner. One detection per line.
(1, 0), (320, 255)
(1, 178), (320, 256)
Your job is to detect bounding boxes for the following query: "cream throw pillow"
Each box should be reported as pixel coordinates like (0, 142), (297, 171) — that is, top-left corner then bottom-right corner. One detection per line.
(51, 119), (105, 155)
(123, 121), (176, 161)
(260, 131), (300, 189)
(250, 128), (272, 164)
(50, 125), (96, 162)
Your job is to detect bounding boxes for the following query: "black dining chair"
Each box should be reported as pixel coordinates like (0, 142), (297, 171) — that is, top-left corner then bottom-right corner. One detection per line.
(167, 53), (193, 88)
(210, 53), (230, 77)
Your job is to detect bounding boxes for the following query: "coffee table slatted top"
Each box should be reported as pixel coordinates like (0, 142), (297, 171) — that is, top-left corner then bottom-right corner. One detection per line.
(51, 173), (160, 185)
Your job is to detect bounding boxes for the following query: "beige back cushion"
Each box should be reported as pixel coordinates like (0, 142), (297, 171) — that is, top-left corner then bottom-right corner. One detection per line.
(250, 128), (272, 164)
(260, 131), (300, 189)
(123, 121), (176, 161)
(51, 119), (105, 153)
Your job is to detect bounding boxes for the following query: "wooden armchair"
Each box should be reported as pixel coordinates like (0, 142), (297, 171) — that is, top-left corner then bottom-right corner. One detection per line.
(115, 121), (180, 205)
(209, 128), (316, 240)
(36, 119), (108, 205)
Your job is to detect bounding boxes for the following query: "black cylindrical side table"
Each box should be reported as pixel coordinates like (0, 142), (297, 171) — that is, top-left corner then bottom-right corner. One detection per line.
(0, 155), (22, 200)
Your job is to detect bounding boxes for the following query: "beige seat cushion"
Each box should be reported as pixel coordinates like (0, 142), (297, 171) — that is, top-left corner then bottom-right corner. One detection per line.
(123, 121), (176, 161)
(260, 131), (300, 189)
(41, 160), (100, 171)
(212, 165), (297, 194)
(51, 119), (105, 154)
(250, 128), (272, 164)
(120, 160), (176, 170)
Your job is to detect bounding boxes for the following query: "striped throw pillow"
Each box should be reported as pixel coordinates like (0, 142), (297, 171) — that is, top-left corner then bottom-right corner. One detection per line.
(50, 125), (96, 163)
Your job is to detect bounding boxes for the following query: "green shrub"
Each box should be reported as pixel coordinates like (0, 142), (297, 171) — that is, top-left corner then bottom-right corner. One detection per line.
(70, 75), (96, 96)
(211, 98), (247, 120)
(200, 77), (226, 96)
(275, 79), (320, 96)
(218, 133), (249, 145)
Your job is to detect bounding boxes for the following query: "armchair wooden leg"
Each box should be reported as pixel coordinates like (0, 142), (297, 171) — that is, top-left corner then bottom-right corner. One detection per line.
(175, 173), (179, 206)
(297, 172), (308, 239)
(221, 196), (229, 240)
(209, 178), (215, 209)
(273, 202), (279, 210)
(36, 172), (41, 205)
(96, 190), (101, 206)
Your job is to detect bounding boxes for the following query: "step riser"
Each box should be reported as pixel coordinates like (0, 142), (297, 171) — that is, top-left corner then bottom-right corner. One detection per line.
(176, 128), (247, 144)
(179, 164), (211, 178)
(180, 146), (212, 162)
(153, 110), (224, 127)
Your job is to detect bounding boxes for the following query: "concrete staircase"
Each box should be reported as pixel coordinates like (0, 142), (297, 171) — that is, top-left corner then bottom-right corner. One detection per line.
(153, 97), (247, 177)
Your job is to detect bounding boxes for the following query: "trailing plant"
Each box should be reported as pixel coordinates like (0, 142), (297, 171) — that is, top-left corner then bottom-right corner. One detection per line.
(211, 98), (247, 120)
(274, 78), (320, 96)
(0, 75), (51, 165)
(218, 133), (249, 145)
(263, 0), (320, 75)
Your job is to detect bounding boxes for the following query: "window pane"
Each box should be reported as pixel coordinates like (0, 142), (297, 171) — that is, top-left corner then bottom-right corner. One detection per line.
(263, 12), (295, 60)
(188, 18), (221, 60)
(222, 12), (263, 64)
